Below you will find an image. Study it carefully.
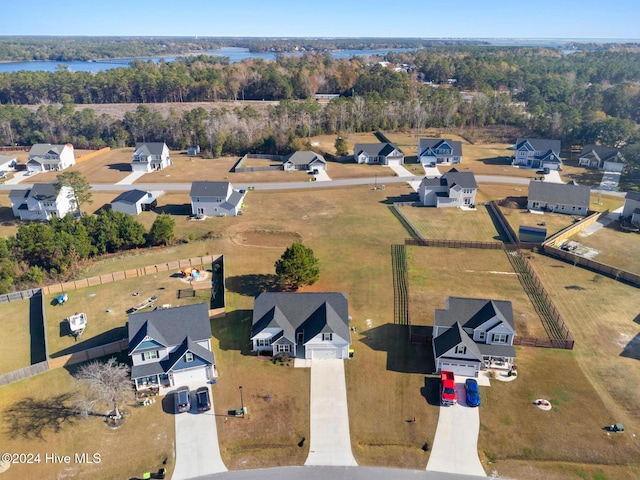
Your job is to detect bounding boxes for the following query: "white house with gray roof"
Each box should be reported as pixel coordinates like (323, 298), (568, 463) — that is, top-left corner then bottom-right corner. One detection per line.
(190, 181), (245, 217)
(622, 191), (640, 224)
(579, 145), (625, 172)
(283, 151), (327, 171)
(0, 154), (17, 172)
(418, 138), (463, 166)
(354, 143), (404, 165)
(27, 143), (75, 172)
(131, 142), (171, 172)
(9, 183), (76, 221)
(128, 303), (215, 391)
(418, 168), (477, 207)
(111, 189), (158, 215)
(512, 138), (562, 170)
(527, 180), (590, 216)
(250, 292), (351, 360)
(433, 297), (517, 377)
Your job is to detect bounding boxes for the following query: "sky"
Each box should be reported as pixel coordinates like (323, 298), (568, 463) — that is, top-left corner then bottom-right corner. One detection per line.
(2, 0), (640, 39)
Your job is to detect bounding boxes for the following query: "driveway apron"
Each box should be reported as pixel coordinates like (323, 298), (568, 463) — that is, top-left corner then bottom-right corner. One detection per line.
(305, 359), (358, 466)
(172, 383), (227, 479)
(426, 383), (485, 477)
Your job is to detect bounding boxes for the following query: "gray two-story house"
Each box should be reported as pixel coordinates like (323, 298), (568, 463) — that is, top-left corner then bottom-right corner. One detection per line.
(131, 142), (171, 172)
(418, 138), (463, 166)
(418, 168), (477, 208)
(128, 303), (215, 391)
(190, 181), (246, 217)
(527, 180), (590, 216)
(9, 183), (77, 221)
(513, 138), (562, 170)
(433, 297), (517, 376)
(27, 143), (76, 172)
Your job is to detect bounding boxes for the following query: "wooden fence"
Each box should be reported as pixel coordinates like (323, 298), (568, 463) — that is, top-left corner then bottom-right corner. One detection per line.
(47, 339), (130, 369)
(233, 153), (285, 172)
(487, 201), (518, 244)
(544, 209), (607, 247)
(0, 362), (49, 387)
(75, 147), (110, 163)
(0, 288), (41, 304)
(406, 238), (504, 249)
(513, 336), (574, 349)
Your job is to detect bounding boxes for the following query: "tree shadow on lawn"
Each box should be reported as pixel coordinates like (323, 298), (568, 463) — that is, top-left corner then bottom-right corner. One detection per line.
(50, 326), (128, 357)
(4, 392), (83, 440)
(211, 309), (253, 355)
(359, 323), (433, 374)
(225, 274), (280, 297)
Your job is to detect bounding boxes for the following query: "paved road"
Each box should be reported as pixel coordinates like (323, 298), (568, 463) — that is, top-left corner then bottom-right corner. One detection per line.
(426, 383), (485, 477)
(305, 360), (358, 466)
(198, 465), (489, 480)
(172, 384), (227, 479)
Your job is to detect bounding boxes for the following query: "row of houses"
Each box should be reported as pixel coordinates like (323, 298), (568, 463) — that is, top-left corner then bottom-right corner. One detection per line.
(129, 291), (518, 391)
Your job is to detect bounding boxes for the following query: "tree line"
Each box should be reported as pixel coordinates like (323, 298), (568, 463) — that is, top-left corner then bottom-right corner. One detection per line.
(0, 206), (176, 294)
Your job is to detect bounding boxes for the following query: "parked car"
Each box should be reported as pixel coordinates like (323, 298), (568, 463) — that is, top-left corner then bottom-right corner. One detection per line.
(196, 386), (211, 412)
(465, 378), (480, 407)
(175, 386), (191, 413)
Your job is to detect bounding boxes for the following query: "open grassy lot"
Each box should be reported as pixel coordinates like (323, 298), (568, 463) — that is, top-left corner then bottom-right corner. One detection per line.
(407, 247), (547, 338)
(397, 204), (504, 242)
(573, 222), (640, 274)
(479, 347), (640, 480)
(0, 365), (175, 480)
(0, 299), (33, 374)
(500, 204), (577, 238)
(44, 268), (213, 357)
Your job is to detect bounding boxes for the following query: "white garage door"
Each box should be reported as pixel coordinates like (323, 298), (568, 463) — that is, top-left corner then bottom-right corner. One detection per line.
(387, 158), (402, 166)
(310, 348), (340, 360)
(172, 368), (208, 387)
(440, 362), (477, 377)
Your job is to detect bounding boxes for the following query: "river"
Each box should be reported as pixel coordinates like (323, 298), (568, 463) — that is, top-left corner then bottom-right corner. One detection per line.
(0, 47), (418, 74)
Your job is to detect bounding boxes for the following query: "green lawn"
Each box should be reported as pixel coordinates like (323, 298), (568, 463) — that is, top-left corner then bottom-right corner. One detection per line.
(0, 298), (33, 374)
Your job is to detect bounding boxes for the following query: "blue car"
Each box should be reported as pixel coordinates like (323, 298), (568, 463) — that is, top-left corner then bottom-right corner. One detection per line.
(465, 378), (480, 407)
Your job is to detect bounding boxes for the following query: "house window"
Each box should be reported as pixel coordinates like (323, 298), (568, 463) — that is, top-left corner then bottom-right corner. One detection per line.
(142, 350), (159, 361)
(185, 352), (194, 362)
(322, 333), (333, 341)
(257, 338), (271, 347)
(277, 344), (291, 353)
(478, 331), (486, 342)
(492, 333), (508, 343)
(455, 345), (466, 354)
(297, 332), (304, 344)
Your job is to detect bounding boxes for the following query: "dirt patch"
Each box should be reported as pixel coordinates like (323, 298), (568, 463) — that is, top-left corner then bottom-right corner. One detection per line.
(230, 229), (302, 248)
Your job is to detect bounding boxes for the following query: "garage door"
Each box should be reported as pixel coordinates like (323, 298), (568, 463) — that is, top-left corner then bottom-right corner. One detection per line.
(310, 348), (340, 360)
(440, 362), (477, 377)
(172, 367), (208, 386)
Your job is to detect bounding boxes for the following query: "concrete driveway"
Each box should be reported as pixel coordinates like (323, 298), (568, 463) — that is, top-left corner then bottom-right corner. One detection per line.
(389, 164), (415, 177)
(172, 383), (227, 479)
(543, 170), (564, 184)
(599, 171), (621, 191)
(305, 359), (358, 466)
(426, 382), (485, 477)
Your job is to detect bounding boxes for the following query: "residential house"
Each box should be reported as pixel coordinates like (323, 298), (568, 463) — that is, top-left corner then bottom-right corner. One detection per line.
(250, 292), (351, 360)
(131, 142), (171, 172)
(190, 181), (245, 217)
(418, 168), (477, 208)
(187, 145), (200, 156)
(579, 145), (625, 172)
(622, 191), (640, 224)
(283, 151), (327, 171)
(9, 183), (76, 221)
(128, 303), (215, 391)
(433, 297), (517, 376)
(512, 138), (562, 170)
(527, 180), (590, 216)
(27, 143), (75, 172)
(0, 154), (17, 172)
(354, 143), (404, 165)
(111, 189), (158, 215)
(418, 138), (463, 166)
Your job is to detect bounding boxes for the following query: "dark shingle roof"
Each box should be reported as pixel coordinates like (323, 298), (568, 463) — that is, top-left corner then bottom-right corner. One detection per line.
(190, 181), (231, 198)
(112, 189), (149, 205)
(443, 168), (477, 189)
(418, 138), (463, 156)
(624, 191), (640, 202)
(128, 303), (211, 353)
(29, 143), (70, 156)
(435, 297), (515, 331)
(516, 138), (561, 154)
(134, 142), (167, 156)
(251, 292), (350, 344)
(433, 322), (483, 359)
(354, 143), (403, 157)
(580, 145), (624, 163)
(11, 183), (60, 202)
(162, 337), (215, 371)
(286, 151), (327, 166)
(528, 180), (591, 207)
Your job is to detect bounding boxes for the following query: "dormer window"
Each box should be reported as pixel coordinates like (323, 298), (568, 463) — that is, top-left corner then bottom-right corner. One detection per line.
(185, 352), (194, 362)
(322, 333), (333, 341)
(142, 350), (159, 361)
(455, 345), (466, 355)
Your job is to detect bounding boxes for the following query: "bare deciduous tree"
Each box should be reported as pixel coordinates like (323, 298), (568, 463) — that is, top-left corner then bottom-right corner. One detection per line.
(74, 358), (133, 420)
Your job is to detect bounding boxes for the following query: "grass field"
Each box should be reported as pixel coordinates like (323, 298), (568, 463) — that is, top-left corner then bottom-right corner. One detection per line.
(0, 365), (175, 480)
(398, 204), (504, 242)
(573, 222), (640, 274)
(0, 298), (33, 374)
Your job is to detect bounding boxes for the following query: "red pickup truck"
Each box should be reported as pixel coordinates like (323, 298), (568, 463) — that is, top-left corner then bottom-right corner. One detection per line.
(440, 370), (457, 406)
